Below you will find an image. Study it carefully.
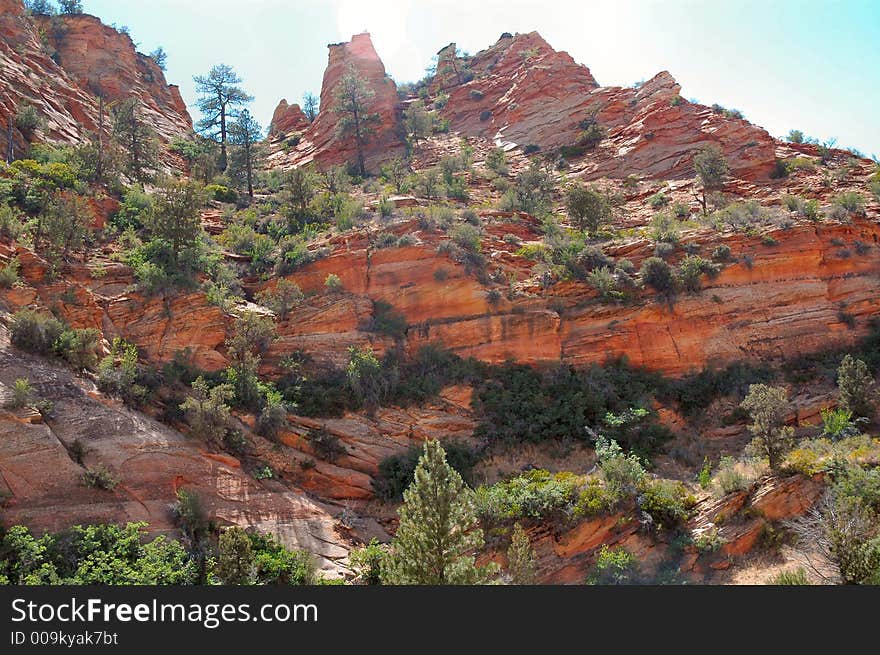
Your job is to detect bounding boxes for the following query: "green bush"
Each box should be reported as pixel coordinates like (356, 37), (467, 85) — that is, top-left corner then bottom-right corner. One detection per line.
(13, 105), (41, 139)
(205, 184), (238, 204)
(10, 309), (66, 355)
(832, 191), (865, 216)
(82, 465), (118, 490)
(374, 441), (478, 501)
(575, 122), (606, 150)
(366, 300), (408, 339)
(640, 257), (675, 295)
(565, 185), (611, 235)
(97, 338), (147, 406)
(639, 479), (695, 528)
(648, 192), (669, 208)
(53, 328), (101, 370)
(587, 266), (620, 301)
(324, 273), (342, 291)
(256, 279), (304, 320)
(586, 546), (640, 585)
(768, 568), (811, 585)
(676, 255), (721, 293)
(485, 147), (508, 176)
(714, 456), (749, 494)
(305, 428), (347, 463)
(711, 244), (732, 262)
(476, 470), (589, 527)
(7, 378), (33, 409)
(0, 522), (198, 585)
(474, 361), (670, 454)
(0, 257), (20, 288)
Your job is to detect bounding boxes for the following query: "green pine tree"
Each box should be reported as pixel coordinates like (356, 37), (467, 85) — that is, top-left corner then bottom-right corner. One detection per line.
(216, 527), (255, 585)
(506, 522), (537, 585)
(837, 354), (878, 420)
(384, 440), (498, 585)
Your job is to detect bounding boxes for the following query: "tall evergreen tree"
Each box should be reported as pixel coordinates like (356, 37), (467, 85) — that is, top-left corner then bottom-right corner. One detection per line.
(216, 527), (255, 585)
(193, 65), (253, 171)
(228, 109), (264, 200)
(506, 523), (537, 585)
(303, 92), (319, 122)
(837, 355), (878, 420)
(383, 440), (498, 585)
(112, 97), (159, 186)
(333, 65), (380, 176)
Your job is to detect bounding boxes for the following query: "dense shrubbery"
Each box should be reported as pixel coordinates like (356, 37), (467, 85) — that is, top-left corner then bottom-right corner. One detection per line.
(0, 520), (325, 586)
(373, 441), (480, 501)
(473, 360), (671, 455)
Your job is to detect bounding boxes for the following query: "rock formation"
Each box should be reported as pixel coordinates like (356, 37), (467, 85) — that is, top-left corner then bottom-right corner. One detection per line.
(0, 1), (191, 155)
(269, 100), (310, 138)
(432, 31), (775, 180)
(268, 32), (405, 171)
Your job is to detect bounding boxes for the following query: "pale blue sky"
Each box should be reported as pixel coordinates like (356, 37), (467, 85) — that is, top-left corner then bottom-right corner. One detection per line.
(80, 0), (879, 156)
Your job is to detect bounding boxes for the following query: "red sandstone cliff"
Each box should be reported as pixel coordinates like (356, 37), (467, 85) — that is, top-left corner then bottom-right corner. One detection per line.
(0, 1), (191, 154)
(433, 31), (776, 181)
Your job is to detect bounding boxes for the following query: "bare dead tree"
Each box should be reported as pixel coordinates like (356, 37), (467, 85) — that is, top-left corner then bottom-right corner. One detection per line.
(785, 490), (880, 585)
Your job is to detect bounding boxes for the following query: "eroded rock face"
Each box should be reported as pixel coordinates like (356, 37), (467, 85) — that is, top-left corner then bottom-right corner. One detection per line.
(433, 31), (775, 180)
(269, 100), (310, 138)
(269, 32), (405, 171)
(35, 13), (192, 142)
(0, 2), (191, 154)
(0, 347), (350, 576)
(265, 219), (880, 376)
(104, 292), (229, 372)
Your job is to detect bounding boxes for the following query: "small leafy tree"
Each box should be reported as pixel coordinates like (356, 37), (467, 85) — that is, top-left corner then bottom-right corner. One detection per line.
(346, 346), (385, 409)
(24, 0), (55, 16)
(180, 376), (234, 441)
(693, 144), (729, 215)
(148, 47), (167, 71)
(333, 65), (380, 176)
(383, 441), (498, 584)
(740, 384), (795, 470)
(837, 355), (877, 420)
(500, 163), (556, 215)
(33, 193), (91, 267)
(380, 157), (409, 193)
(147, 178), (205, 270)
(8, 378), (33, 409)
(566, 185), (611, 235)
(788, 491), (880, 584)
(586, 545), (640, 585)
(282, 165), (317, 221)
(14, 105), (42, 141)
(639, 257), (675, 297)
(485, 147), (508, 176)
(256, 279), (303, 320)
(403, 102), (432, 150)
